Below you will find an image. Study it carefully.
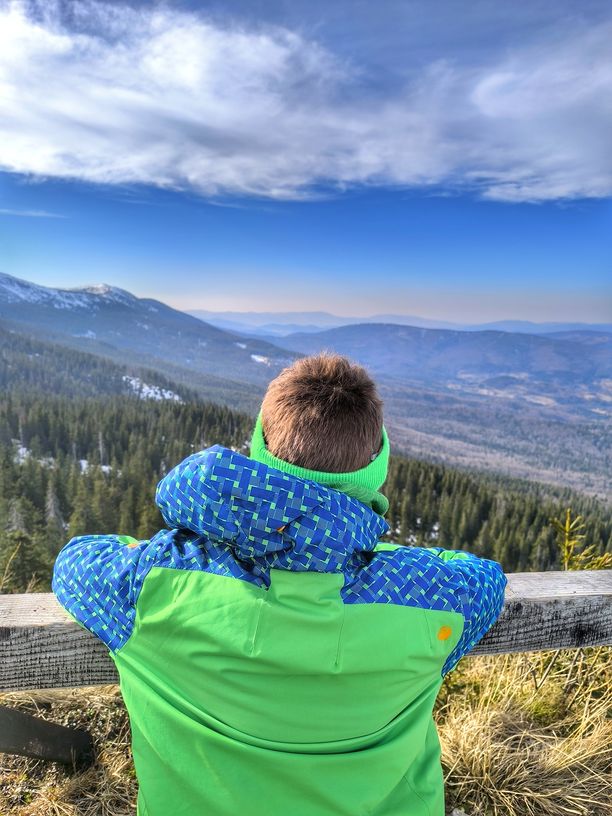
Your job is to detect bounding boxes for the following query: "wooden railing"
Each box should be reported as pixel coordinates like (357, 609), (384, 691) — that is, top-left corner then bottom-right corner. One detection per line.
(1, 570), (611, 767)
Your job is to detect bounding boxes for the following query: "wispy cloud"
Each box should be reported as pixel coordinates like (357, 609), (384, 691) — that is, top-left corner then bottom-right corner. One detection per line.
(0, 207), (66, 218)
(0, 0), (610, 203)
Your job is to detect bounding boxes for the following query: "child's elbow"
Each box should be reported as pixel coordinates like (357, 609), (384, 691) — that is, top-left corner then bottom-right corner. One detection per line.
(52, 536), (84, 590)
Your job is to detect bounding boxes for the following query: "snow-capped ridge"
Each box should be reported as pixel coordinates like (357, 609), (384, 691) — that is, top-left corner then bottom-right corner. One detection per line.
(71, 283), (137, 305)
(0, 272), (138, 310)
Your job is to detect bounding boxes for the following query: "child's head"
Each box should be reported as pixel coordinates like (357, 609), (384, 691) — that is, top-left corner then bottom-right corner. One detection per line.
(260, 352), (384, 473)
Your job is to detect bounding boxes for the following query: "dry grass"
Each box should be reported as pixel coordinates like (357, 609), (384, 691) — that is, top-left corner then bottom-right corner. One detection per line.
(438, 649), (612, 816)
(0, 687), (136, 816)
(1, 649), (610, 816)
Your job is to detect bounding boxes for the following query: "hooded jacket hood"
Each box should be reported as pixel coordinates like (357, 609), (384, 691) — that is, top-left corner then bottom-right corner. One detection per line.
(155, 445), (390, 574)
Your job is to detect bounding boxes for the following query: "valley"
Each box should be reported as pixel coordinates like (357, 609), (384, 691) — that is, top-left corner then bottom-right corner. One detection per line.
(1, 272), (610, 498)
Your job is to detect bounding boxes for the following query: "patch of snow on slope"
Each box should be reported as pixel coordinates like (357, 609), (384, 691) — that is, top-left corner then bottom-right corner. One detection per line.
(122, 375), (183, 402)
(12, 441), (55, 468)
(0, 272), (92, 309)
(79, 459), (112, 474)
(251, 354), (270, 365)
(75, 284), (137, 306)
(14, 444), (30, 464)
(235, 342), (247, 349)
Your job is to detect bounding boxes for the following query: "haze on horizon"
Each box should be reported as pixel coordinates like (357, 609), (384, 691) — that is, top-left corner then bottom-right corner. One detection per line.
(0, 0), (610, 323)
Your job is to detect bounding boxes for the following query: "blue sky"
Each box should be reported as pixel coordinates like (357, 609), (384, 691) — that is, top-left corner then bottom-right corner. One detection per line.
(0, 0), (610, 321)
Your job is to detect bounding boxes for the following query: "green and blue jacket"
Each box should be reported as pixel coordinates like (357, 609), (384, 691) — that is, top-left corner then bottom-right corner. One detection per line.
(53, 445), (507, 816)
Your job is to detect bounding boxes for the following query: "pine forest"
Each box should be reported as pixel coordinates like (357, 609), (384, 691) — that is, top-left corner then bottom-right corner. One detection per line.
(1, 392), (610, 593)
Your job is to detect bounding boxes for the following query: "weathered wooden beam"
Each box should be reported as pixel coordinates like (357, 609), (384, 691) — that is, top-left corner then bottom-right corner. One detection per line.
(471, 569), (612, 654)
(0, 593), (119, 690)
(0, 704), (95, 767)
(0, 570), (611, 691)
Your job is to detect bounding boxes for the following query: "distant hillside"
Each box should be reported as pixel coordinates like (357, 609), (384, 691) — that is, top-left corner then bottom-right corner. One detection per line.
(0, 322), (262, 412)
(189, 309), (464, 335)
(0, 324), (192, 400)
(275, 322), (612, 417)
(545, 330), (612, 347)
(273, 323), (612, 498)
(0, 273), (297, 390)
(2, 273), (610, 497)
(189, 307), (612, 337)
(471, 320), (612, 334)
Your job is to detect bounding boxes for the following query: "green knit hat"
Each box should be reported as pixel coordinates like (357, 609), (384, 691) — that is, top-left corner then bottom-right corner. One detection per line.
(249, 411), (390, 516)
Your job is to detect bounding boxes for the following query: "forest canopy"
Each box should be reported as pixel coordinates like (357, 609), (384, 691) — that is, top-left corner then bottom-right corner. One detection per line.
(1, 393), (610, 593)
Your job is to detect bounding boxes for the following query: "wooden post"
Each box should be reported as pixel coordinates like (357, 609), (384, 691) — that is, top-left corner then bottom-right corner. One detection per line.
(0, 704), (95, 768)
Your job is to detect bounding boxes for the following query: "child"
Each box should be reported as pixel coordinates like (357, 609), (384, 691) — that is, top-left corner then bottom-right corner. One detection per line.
(53, 352), (507, 816)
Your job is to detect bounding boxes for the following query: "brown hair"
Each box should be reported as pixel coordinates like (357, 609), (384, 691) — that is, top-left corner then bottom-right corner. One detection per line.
(261, 352), (384, 472)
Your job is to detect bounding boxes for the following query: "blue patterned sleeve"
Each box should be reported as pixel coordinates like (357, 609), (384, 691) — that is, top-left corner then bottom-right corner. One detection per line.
(52, 534), (146, 653)
(425, 547), (507, 675)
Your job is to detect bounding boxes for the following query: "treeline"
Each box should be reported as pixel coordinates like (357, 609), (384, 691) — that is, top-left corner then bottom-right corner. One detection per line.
(0, 394), (610, 592)
(0, 323), (195, 400)
(384, 457), (610, 572)
(0, 321), (261, 413)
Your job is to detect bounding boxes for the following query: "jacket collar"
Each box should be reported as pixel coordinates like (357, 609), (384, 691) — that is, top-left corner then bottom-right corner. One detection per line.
(156, 445), (390, 572)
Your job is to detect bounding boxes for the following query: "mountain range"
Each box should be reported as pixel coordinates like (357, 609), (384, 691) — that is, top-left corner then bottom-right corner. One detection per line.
(0, 272), (296, 412)
(275, 322), (612, 405)
(189, 308), (612, 338)
(1, 272), (610, 498)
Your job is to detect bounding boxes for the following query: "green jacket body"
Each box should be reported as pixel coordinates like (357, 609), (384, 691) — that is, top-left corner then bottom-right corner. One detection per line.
(53, 445), (506, 815)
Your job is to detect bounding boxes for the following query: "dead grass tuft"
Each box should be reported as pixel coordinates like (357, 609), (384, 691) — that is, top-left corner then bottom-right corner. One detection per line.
(0, 687), (136, 816)
(438, 650), (612, 816)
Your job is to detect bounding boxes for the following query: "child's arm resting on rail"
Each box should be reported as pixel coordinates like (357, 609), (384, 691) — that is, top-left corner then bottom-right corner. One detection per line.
(425, 546), (507, 675)
(52, 533), (146, 652)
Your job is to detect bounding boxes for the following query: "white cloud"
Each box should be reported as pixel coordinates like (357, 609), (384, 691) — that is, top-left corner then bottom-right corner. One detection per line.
(0, 207), (65, 217)
(0, 0), (610, 202)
